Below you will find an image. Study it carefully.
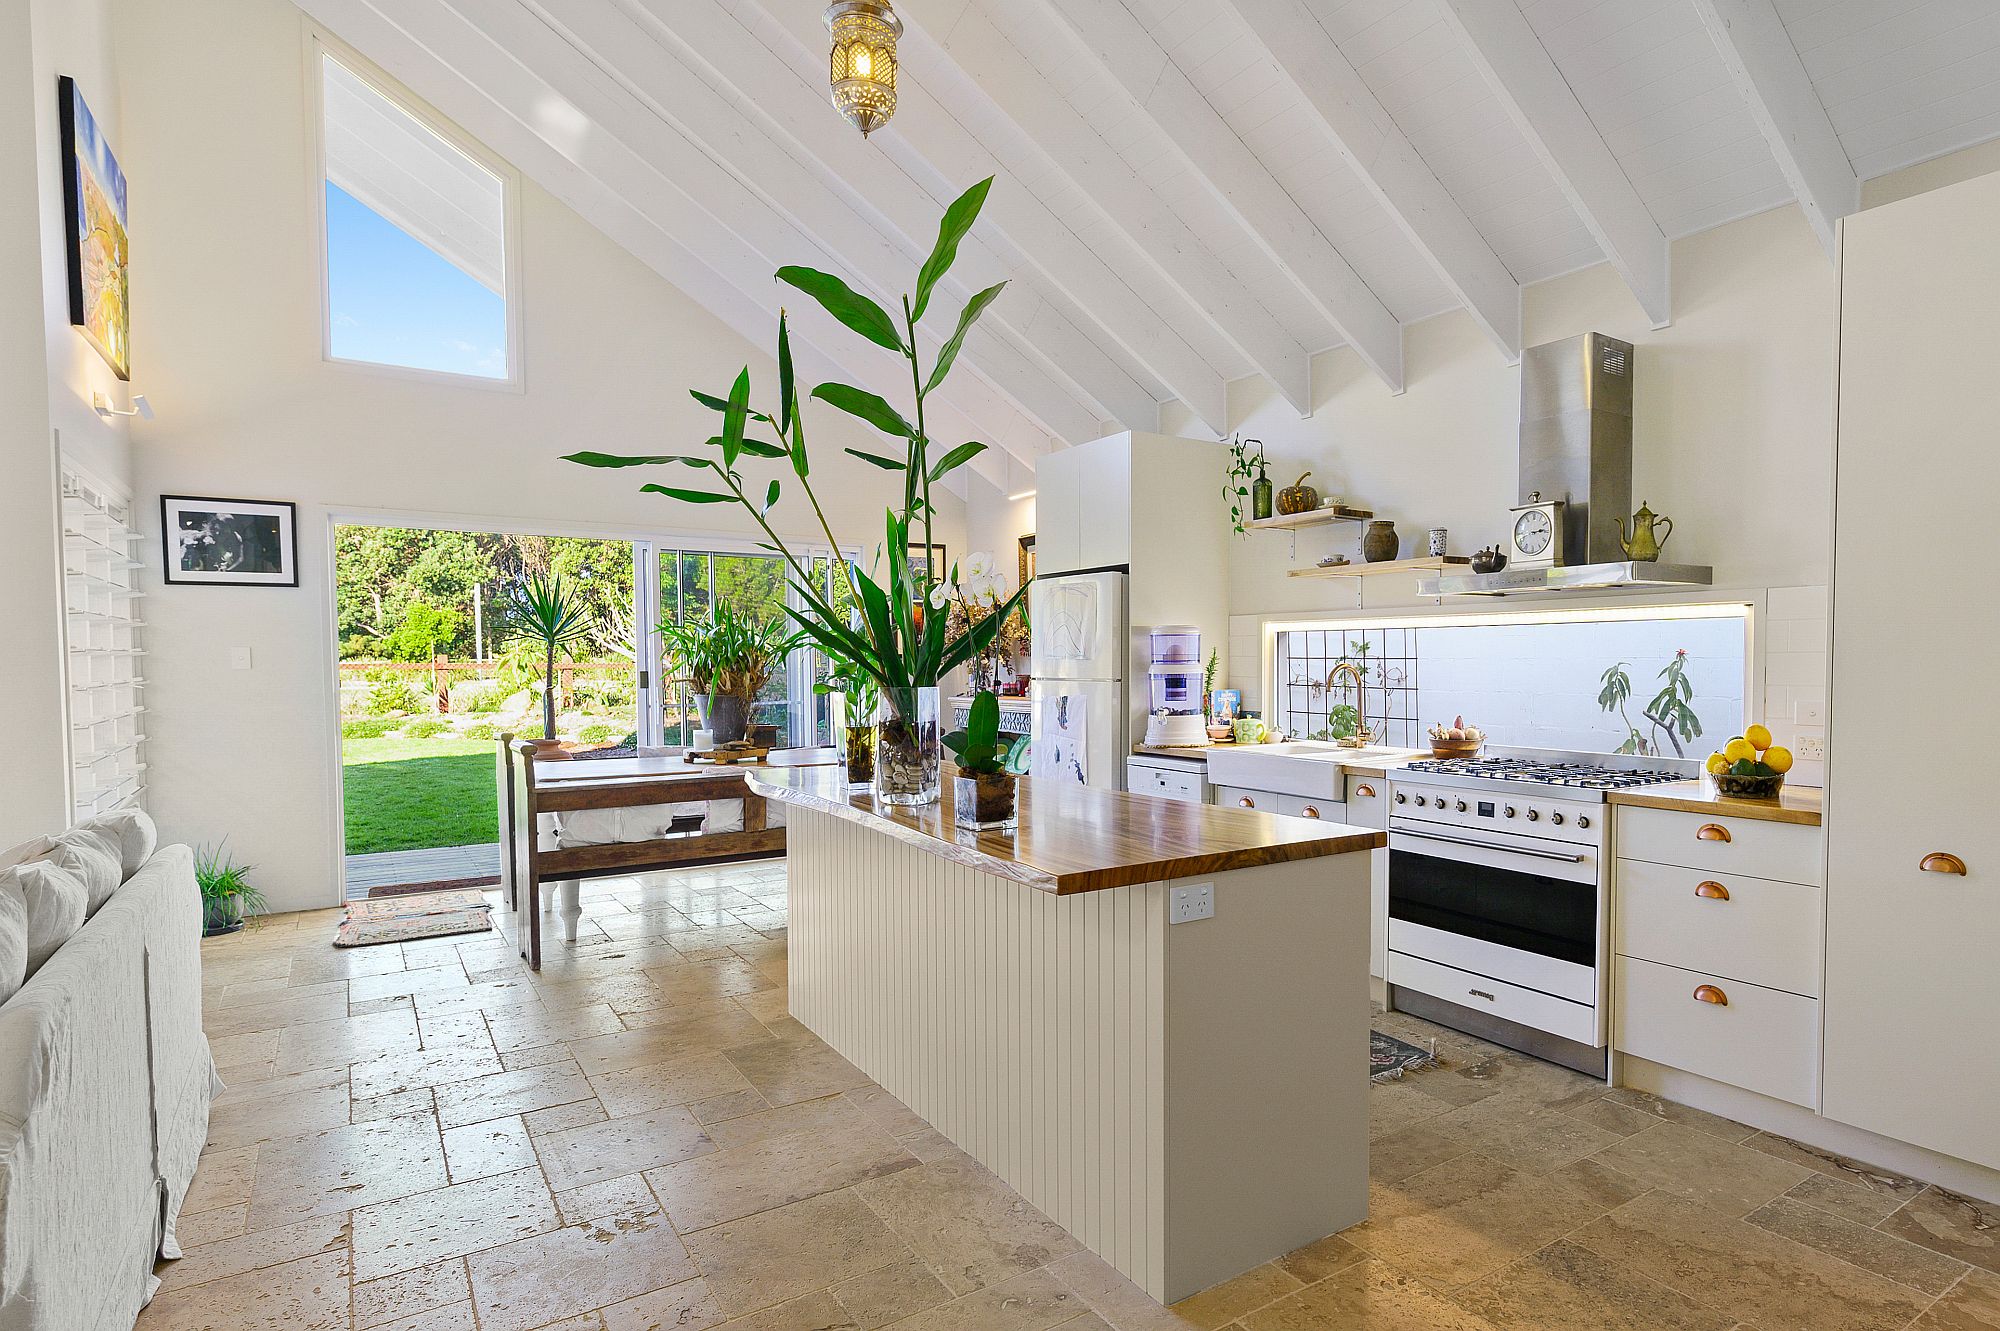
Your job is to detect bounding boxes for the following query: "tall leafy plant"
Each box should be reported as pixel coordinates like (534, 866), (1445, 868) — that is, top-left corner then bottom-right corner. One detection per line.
(563, 179), (1026, 709)
(502, 570), (598, 740)
(660, 602), (801, 701)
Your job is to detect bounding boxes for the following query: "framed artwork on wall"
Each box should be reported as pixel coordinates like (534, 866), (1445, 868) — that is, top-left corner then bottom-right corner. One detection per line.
(1018, 534), (1036, 587)
(907, 542), (948, 589)
(161, 496), (300, 587)
(58, 76), (130, 381)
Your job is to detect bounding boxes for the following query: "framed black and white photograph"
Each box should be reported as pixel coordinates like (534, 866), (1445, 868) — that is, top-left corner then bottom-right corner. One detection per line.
(160, 496), (298, 587)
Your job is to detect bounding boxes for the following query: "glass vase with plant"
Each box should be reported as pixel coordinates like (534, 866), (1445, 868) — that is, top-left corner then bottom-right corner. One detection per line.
(815, 655), (881, 785)
(565, 179), (1026, 805)
(945, 690), (1018, 829)
(195, 841), (265, 937)
(660, 602), (801, 745)
(500, 570), (598, 749)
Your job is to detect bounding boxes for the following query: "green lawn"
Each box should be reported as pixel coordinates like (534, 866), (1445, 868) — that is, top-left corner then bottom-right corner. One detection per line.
(342, 734), (497, 855)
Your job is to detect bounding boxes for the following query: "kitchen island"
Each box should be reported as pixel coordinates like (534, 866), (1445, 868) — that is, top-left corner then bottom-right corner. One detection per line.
(746, 766), (1383, 1304)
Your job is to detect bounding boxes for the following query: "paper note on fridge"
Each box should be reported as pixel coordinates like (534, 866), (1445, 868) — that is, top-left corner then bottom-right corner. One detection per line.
(1033, 693), (1089, 785)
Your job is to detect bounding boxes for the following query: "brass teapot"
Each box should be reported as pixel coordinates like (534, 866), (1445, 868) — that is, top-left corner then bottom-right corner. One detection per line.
(1614, 500), (1674, 563)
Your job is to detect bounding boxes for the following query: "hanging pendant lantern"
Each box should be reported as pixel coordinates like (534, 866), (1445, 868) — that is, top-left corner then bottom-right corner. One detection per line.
(825, 0), (902, 138)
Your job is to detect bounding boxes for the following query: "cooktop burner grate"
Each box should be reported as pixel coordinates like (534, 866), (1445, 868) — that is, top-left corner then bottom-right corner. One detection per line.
(1403, 757), (1686, 789)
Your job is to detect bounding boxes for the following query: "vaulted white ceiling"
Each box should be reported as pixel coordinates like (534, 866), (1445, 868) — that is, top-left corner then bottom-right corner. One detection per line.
(297, 0), (2000, 488)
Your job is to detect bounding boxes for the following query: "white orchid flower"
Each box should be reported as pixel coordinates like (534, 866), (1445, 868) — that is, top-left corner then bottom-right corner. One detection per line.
(927, 581), (951, 611)
(964, 551), (994, 580)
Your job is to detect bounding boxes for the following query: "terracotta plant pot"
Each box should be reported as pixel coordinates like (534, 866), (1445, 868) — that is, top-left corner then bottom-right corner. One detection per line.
(954, 770), (1018, 830)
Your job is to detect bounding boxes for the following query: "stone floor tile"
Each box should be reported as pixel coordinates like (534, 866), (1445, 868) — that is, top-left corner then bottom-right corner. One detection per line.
(1428, 1093), (1630, 1174)
(351, 1046), (506, 1101)
(352, 1167), (559, 1281)
(432, 1063), (595, 1130)
(1275, 1234), (1367, 1286)
(1235, 1257), (1500, 1331)
(352, 1259), (471, 1329)
(599, 1277), (725, 1331)
(441, 1115), (537, 1184)
(1785, 1172), (1915, 1227)
(524, 1099), (609, 1138)
(245, 1113), (447, 1230)
(1366, 1124), (1469, 1186)
(156, 1212), (351, 1293)
(1169, 1263), (1304, 1329)
(1881, 1189), (2000, 1276)
(210, 1029), (283, 1070)
(857, 1155), (1079, 1295)
(176, 1202), (250, 1250)
(537, 1104), (714, 1193)
(696, 1092), (874, 1151)
(681, 1189), (912, 1314)
(1051, 1250), (1205, 1331)
(1912, 1268), (2000, 1330)
(722, 1034), (872, 1108)
(690, 1088), (774, 1125)
(364, 1300), (478, 1331)
(888, 1267), (1089, 1331)
(277, 1010), (423, 1076)
(1590, 1121), (1814, 1217)
(466, 1212), (695, 1331)
(829, 1257), (955, 1328)
(353, 1087), (436, 1124)
(1449, 1238), (1734, 1331)
(208, 1067), (352, 1149)
(1569, 1190), (1935, 1331)
(485, 1002), (627, 1054)
(553, 1173), (660, 1227)
(1747, 1195), (1969, 1295)
(183, 1144), (259, 1214)
(136, 1249), (350, 1331)
(1596, 1088), (1757, 1143)
(587, 1050), (757, 1118)
(500, 1043), (581, 1073)
(645, 1117), (919, 1232)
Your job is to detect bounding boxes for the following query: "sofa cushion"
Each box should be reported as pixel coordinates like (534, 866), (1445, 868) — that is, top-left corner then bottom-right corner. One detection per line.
(0, 860), (88, 976)
(80, 809), (157, 881)
(43, 827), (124, 915)
(0, 837), (53, 873)
(0, 884), (24, 1005)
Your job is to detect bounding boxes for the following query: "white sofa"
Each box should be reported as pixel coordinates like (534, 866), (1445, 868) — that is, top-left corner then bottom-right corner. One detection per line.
(0, 829), (217, 1330)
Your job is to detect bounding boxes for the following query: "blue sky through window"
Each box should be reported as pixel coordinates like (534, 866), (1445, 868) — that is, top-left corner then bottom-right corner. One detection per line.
(325, 182), (508, 380)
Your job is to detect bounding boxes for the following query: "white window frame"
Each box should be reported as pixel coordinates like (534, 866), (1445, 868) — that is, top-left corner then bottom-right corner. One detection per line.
(305, 26), (526, 393)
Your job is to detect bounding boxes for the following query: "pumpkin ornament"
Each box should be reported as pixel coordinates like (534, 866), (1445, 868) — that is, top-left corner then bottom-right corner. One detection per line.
(1275, 471), (1320, 516)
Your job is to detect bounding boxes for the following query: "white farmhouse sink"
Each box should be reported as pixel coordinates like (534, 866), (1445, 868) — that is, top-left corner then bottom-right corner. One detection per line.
(1206, 742), (1405, 800)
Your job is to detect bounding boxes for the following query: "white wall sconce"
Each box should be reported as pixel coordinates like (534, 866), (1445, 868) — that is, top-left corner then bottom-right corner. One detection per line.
(92, 392), (152, 420)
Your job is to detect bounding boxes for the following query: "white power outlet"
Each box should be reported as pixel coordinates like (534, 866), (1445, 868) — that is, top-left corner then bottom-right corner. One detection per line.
(1169, 883), (1215, 925)
(1796, 732), (1827, 762)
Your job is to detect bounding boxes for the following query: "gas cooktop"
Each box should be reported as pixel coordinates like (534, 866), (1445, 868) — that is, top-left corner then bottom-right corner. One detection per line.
(1402, 756), (1688, 790)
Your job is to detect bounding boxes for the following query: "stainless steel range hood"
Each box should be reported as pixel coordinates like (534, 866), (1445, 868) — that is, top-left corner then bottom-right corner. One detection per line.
(1421, 333), (1711, 598)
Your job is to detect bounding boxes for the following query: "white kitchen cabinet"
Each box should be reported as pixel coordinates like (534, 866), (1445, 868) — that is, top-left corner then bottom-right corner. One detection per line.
(1345, 775), (1391, 986)
(1035, 450), (1084, 578)
(1822, 171), (2000, 1170)
(1127, 755), (1208, 804)
(1078, 441), (1132, 572)
(1211, 784), (1342, 822)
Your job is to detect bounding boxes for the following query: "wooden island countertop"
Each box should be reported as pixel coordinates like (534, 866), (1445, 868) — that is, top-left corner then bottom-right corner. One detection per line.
(747, 764), (1382, 895)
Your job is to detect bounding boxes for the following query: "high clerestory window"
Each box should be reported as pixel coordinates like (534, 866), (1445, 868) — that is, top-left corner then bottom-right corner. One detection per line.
(316, 45), (518, 384)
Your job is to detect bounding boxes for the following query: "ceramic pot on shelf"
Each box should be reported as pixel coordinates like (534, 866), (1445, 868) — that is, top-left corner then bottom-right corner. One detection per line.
(1363, 520), (1400, 563)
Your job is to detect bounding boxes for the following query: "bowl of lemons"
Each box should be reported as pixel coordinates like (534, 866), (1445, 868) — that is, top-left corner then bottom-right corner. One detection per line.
(1706, 724), (1793, 799)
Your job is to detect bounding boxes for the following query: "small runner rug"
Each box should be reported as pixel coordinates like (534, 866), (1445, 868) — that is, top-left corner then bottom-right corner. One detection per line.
(1371, 1030), (1439, 1082)
(335, 889), (494, 948)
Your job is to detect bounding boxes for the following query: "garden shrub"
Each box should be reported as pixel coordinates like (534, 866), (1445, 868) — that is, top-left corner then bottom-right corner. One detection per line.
(452, 680), (505, 714)
(461, 721), (500, 741)
(342, 717), (396, 740)
(576, 722), (623, 744)
(401, 717), (450, 738)
(365, 676), (425, 716)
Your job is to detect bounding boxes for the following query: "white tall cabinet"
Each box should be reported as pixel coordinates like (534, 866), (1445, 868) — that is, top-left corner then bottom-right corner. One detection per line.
(1823, 171), (1999, 1171)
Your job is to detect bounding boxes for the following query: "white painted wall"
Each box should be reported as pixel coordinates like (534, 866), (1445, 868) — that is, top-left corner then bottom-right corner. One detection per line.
(116, 0), (963, 913)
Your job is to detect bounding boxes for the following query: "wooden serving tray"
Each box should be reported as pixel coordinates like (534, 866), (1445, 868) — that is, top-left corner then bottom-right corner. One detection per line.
(686, 744), (773, 766)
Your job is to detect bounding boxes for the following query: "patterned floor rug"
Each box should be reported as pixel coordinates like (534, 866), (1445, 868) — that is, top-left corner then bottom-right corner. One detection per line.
(335, 889), (494, 948)
(1371, 1030), (1439, 1082)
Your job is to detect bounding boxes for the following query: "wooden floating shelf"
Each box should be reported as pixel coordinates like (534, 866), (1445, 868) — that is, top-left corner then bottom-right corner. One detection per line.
(1245, 505), (1374, 531)
(1288, 555), (1471, 580)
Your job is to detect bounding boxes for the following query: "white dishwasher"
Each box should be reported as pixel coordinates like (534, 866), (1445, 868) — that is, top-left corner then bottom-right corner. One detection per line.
(1126, 754), (1209, 804)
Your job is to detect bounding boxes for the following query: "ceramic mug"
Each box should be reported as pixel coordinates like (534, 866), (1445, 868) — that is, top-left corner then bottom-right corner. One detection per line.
(1428, 528), (1449, 557)
(1232, 716), (1266, 745)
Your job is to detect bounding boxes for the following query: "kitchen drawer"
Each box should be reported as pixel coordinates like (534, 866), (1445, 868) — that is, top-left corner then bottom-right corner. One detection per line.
(1615, 859), (1822, 998)
(1127, 758), (1207, 805)
(1615, 805), (1824, 886)
(1388, 950), (1598, 1047)
(1213, 784), (1342, 822)
(1344, 775), (1389, 830)
(1614, 955), (1819, 1109)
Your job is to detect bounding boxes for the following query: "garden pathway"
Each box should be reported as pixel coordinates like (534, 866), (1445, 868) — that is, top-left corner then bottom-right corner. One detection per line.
(344, 843), (501, 898)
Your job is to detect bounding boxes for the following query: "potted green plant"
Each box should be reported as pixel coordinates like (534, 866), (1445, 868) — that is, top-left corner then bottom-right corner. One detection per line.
(945, 690), (1018, 829)
(500, 570), (597, 755)
(662, 603), (800, 745)
(195, 841), (265, 937)
(565, 178), (1026, 805)
(815, 655), (880, 785)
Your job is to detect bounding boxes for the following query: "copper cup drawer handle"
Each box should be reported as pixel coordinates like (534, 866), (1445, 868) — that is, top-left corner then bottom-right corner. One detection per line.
(1238, 796), (1256, 809)
(1354, 783), (1377, 799)
(1302, 805), (1322, 819)
(1694, 880), (1731, 901)
(1693, 984), (1729, 1006)
(1921, 852), (1968, 875)
(1696, 823), (1732, 843)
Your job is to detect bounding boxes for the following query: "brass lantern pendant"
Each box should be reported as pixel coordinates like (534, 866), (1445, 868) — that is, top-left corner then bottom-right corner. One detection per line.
(826, 0), (902, 137)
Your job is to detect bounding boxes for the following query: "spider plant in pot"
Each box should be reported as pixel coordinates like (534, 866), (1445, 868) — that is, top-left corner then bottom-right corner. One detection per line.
(500, 570), (598, 756)
(945, 690), (1017, 830)
(661, 603), (800, 745)
(564, 178), (1026, 805)
(195, 841), (265, 937)
(815, 655), (881, 785)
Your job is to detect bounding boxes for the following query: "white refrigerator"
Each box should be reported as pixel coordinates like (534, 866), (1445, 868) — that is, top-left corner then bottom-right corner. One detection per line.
(1029, 571), (1128, 790)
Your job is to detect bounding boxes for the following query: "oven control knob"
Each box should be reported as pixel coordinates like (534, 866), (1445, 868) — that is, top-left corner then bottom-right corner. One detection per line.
(1526, 808), (1540, 821)
(1394, 792), (1408, 805)
(1550, 812), (1565, 826)
(1577, 814), (1591, 829)
(1503, 806), (1516, 818)
(1455, 800), (1468, 812)
(1414, 795), (1429, 807)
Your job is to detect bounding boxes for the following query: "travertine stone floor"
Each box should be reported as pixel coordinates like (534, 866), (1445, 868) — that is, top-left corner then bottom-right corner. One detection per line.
(145, 861), (2000, 1331)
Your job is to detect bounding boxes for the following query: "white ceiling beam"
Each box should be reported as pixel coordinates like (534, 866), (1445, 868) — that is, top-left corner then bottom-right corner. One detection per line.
(1691, 0), (1857, 262)
(605, 0), (1157, 439)
(1437, 0), (1673, 329)
(731, 0), (1234, 436)
(297, 0), (1041, 482)
(896, 0), (1318, 416)
(503, 0), (1105, 449)
(1225, 0), (1520, 363)
(1030, 0), (1405, 392)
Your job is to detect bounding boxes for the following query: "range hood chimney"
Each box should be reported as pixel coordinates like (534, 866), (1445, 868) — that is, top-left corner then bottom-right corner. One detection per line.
(1420, 332), (1712, 597)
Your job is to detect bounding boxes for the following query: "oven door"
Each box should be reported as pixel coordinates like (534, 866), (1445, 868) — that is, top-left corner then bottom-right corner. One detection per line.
(1388, 821), (1601, 1007)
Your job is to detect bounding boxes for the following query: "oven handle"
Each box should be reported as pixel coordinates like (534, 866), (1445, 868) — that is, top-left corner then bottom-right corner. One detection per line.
(1392, 827), (1587, 864)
